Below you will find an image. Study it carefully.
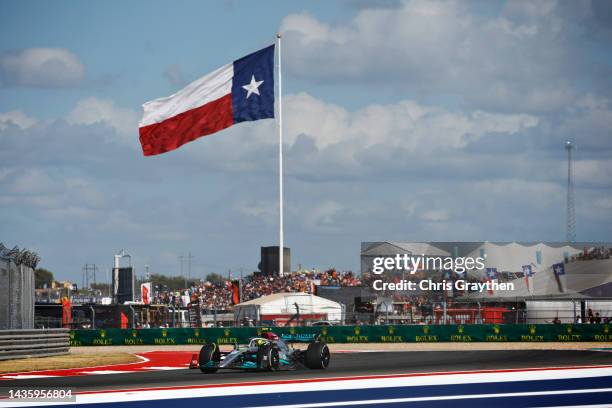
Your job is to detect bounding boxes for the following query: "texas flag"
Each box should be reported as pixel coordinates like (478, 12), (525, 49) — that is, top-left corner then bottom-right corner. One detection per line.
(485, 267), (497, 295)
(486, 267), (498, 280)
(553, 262), (566, 293)
(139, 45), (275, 156)
(553, 262), (565, 276)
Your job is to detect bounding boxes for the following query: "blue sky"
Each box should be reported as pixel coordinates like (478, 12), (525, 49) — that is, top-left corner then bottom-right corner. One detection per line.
(1, 0), (611, 284)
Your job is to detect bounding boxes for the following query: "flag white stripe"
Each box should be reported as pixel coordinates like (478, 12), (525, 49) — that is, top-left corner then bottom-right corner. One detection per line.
(139, 62), (233, 127)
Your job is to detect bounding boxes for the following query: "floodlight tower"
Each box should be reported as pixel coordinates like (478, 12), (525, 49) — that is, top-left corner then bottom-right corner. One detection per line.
(565, 141), (576, 243)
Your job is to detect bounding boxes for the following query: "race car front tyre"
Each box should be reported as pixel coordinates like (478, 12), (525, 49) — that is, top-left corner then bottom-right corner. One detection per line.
(305, 341), (330, 369)
(199, 343), (220, 373)
(257, 344), (280, 371)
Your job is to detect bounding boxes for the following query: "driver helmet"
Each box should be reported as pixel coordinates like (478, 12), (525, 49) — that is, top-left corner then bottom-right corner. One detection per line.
(261, 332), (279, 341)
(254, 338), (267, 346)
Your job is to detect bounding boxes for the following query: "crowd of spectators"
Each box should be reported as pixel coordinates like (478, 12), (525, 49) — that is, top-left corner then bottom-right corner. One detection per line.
(151, 269), (362, 311)
(567, 246), (611, 263)
(584, 246), (611, 260)
(241, 269), (361, 301)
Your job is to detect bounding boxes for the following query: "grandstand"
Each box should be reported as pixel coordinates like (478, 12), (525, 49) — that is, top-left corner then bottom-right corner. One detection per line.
(465, 258), (612, 300)
(361, 241), (612, 288)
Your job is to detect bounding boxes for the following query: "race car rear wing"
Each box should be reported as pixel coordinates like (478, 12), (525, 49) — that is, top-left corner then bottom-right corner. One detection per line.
(280, 333), (321, 343)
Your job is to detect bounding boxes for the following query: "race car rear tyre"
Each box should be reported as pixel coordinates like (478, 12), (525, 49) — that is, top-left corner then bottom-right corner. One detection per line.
(199, 343), (220, 373)
(305, 341), (330, 369)
(257, 344), (280, 371)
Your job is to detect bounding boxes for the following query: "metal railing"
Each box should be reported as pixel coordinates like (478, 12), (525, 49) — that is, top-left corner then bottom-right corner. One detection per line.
(0, 329), (69, 361)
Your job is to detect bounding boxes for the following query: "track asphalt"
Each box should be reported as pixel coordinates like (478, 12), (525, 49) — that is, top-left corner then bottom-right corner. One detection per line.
(1, 350), (612, 395)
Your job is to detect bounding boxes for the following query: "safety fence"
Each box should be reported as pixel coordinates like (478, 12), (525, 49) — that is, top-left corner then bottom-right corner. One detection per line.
(69, 324), (612, 346)
(0, 329), (69, 360)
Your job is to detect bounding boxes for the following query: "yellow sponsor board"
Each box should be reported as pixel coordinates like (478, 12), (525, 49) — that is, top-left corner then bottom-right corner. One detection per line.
(186, 338), (207, 344)
(485, 335), (509, 342)
(123, 337), (144, 345)
(346, 336), (369, 342)
(594, 334), (612, 341)
(521, 325), (544, 341)
(217, 337), (239, 344)
(154, 338), (176, 345)
(595, 325), (611, 342)
(380, 335), (404, 342)
(450, 335), (472, 342)
(450, 325), (471, 342)
(556, 334), (581, 341)
(486, 325), (508, 341)
(415, 326), (438, 342)
(68, 331), (83, 346)
(520, 335), (545, 342)
(415, 335), (439, 342)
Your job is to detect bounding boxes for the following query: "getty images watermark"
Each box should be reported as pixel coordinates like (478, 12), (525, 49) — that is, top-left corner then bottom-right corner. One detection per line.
(361, 242), (517, 293)
(369, 254), (514, 292)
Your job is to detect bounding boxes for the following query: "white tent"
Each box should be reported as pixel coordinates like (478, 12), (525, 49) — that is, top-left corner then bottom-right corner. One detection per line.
(233, 292), (343, 324)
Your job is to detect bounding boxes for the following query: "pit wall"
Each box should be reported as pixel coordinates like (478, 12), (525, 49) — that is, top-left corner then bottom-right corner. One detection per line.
(70, 324), (612, 346)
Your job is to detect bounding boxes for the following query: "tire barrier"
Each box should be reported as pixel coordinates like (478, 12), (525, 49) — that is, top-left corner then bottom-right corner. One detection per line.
(0, 328), (69, 360)
(69, 324), (612, 346)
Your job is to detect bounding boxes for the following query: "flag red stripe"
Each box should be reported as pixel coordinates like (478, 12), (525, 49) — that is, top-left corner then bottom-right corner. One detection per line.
(232, 282), (240, 305)
(139, 94), (234, 156)
(120, 312), (128, 329)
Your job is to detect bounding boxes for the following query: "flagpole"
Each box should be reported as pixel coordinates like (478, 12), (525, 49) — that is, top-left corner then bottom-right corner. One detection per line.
(277, 33), (284, 278)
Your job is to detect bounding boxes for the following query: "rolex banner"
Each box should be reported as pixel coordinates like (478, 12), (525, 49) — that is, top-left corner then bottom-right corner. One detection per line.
(69, 324), (612, 346)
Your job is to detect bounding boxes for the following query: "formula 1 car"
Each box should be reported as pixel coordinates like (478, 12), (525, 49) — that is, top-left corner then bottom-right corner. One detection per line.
(198, 331), (330, 373)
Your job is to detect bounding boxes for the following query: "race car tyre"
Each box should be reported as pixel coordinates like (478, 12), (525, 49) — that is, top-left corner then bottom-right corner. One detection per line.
(257, 344), (280, 371)
(305, 341), (330, 369)
(199, 343), (221, 373)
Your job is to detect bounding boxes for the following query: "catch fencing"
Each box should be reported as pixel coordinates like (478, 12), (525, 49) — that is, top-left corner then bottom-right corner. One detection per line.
(0, 254), (35, 329)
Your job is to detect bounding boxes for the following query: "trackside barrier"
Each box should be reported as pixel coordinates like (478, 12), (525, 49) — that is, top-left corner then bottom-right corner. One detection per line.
(0, 329), (69, 360)
(69, 324), (612, 346)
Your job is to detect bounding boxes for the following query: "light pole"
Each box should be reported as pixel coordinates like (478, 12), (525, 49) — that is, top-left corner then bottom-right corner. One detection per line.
(565, 141), (576, 242)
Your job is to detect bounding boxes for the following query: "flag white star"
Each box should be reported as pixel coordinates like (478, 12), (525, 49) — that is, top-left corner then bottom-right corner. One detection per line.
(242, 75), (264, 99)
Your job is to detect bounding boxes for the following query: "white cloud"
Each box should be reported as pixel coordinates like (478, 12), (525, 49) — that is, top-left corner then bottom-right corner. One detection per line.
(181, 92), (540, 188)
(472, 179), (564, 208)
(280, 0), (593, 112)
(66, 97), (139, 143)
(0, 48), (85, 87)
(560, 97), (612, 151)
(44, 206), (99, 221)
(285, 93), (351, 148)
(303, 200), (344, 233)
(235, 200), (277, 226)
(97, 210), (189, 242)
(194, 91), (537, 153)
(574, 159), (612, 188)
(420, 209), (449, 222)
(2, 168), (107, 209)
(163, 65), (186, 88)
(8, 168), (56, 194)
(0, 110), (37, 130)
